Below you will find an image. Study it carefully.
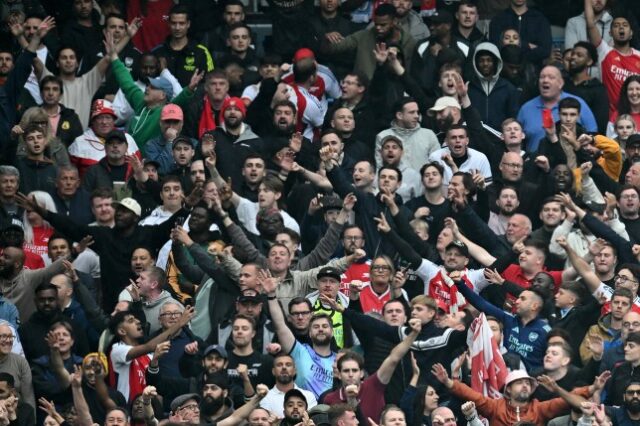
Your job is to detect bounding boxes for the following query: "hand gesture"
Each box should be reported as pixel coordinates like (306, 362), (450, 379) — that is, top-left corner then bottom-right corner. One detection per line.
(257, 269), (279, 294)
(431, 363), (450, 385)
(408, 318), (422, 334)
(103, 31), (117, 60)
(410, 352), (420, 377)
(188, 69), (205, 91)
(593, 403), (607, 423)
(266, 343), (281, 355)
(471, 169), (486, 191)
(443, 217), (460, 238)
(534, 155), (551, 173)
(153, 340), (171, 360)
(342, 193), (357, 212)
(588, 238), (607, 257)
(452, 71), (469, 101)
(367, 418), (380, 426)
(592, 370), (611, 392)
(219, 178), (234, 204)
(555, 236), (569, 250)
(580, 401), (595, 417)
(308, 195), (322, 216)
(393, 269), (407, 289)
(536, 374), (558, 392)
(38, 398), (63, 424)
(126, 278), (141, 301)
(441, 152), (456, 169)
(8, 14), (25, 38)
(633, 244), (640, 260)
(325, 32), (344, 44)
(171, 225), (194, 246)
(560, 125), (579, 150)
(604, 191), (617, 216)
(75, 235), (94, 254)
(580, 161), (593, 177)
(483, 268), (505, 285)
(289, 132), (303, 153)
(142, 386), (158, 403)
(512, 235), (527, 254)
(236, 363), (249, 378)
(36, 16), (56, 39)
(256, 383), (269, 398)
(10, 125), (23, 139)
(414, 206), (431, 219)
(0, 400), (8, 426)
(349, 280), (364, 296)
(178, 305), (195, 327)
(126, 154), (144, 174)
(201, 133), (216, 158)
(554, 192), (577, 213)
(62, 259), (79, 283)
(14, 192), (46, 216)
(345, 384), (359, 399)
(461, 401), (477, 419)
(184, 184), (205, 207)
(349, 248), (366, 262)
(126, 17), (143, 39)
(319, 294), (343, 312)
(578, 133), (594, 147)
(374, 213), (391, 233)
(70, 365), (83, 388)
(319, 146), (334, 163)
(184, 341), (199, 355)
(373, 42), (389, 64)
(45, 330), (60, 351)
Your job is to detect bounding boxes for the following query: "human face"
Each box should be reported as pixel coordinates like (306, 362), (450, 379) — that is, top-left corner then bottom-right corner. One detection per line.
(352, 161), (375, 189)
(502, 29), (520, 46)
(616, 119), (636, 141)
(487, 319), (502, 345)
(436, 70), (456, 96)
(0, 247), (20, 278)
(332, 108), (355, 134)
(559, 108), (579, 127)
(518, 246), (543, 273)
(238, 264), (260, 290)
(0, 325), (14, 356)
(139, 55), (159, 80)
(538, 66), (563, 101)
(224, 4), (244, 25)
(436, 228), (454, 252)
(614, 268), (639, 295)
(624, 341), (640, 363)
(446, 129), (469, 157)
(249, 409), (271, 426)
(267, 245), (291, 273)
(381, 140), (403, 166)
(592, 0), (607, 13)
(539, 201), (564, 227)
(173, 143), (194, 167)
(258, 183), (280, 209)
(340, 75), (363, 101)
(73, 0), (92, 18)
(0, 52), (13, 76)
(232, 318), (255, 348)
(619, 189), (640, 218)
(627, 81), (640, 109)
(236, 294), (262, 319)
(190, 160), (206, 184)
(383, 301), (406, 326)
(203, 352), (227, 375)
(23, 17), (42, 43)
(136, 270), (157, 298)
(104, 16), (126, 43)
(443, 247), (469, 272)
(176, 399), (200, 425)
(321, 134), (344, 157)
(289, 302), (312, 331)
(338, 411), (359, 426)
(242, 158), (265, 185)
(82, 355), (105, 386)
(554, 288), (575, 309)
(497, 188), (519, 215)
(342, 227), (364, 255)
(57, 49), (78, 76)
(506, 215), (529, 244)
(437, 311), (467, 330)
(569, 46), (593, 73)
(223, 105), (244, 128)
(611, 295), (631, 320)
(544, 345), (570, 371)
(25, 131), (46, 157)
(36, 289), (59, 315)
(623, 312), (640, 338)
(105, 409), (128, 426)
(431, 408), (456, 426)
(131, 248), (154, 275)
(160, 181), (183, 210)
(44, 416), (58, 426)
(378, 168), (401, 193)
(48, 238), (70, 262)
(105, 140), (127, 163)
(205, 77), (229, 102)
(159, 118), (183, 140)
(373, 15), (395, 40)
(476, 54), (495, 78)
(382, 409), (406, 426)
(611, 17), (633, 44)
(508, 378), (533, 402)
(114, 204), (138, 229)
(339, 359), (363, 387)
(53, 170), (80, 200)
(456, 4), (478, 29)
(0, 175), (17, 200)
(501, 122), (524, 150)
(273, 355), (296, 384)
(514, 290), (538, 317)
(370, 257), (393, 286)
(51, 325), (74, 354)
(41, 82), (62, 106)
(284, 397), (306, 421)
(411, 303), (435, 324)
(422, 165), (443, 190)
(309, 317), (333, 346)
(274, 105), (295, 131)
(593, 246), (616, 275)
(627, 163), (640, 188)
(397, 102), (420, 129)
(159, 304), (183, 330)
(424, 386), (439, 412)
(169, 13), (190, 39)
(91, 196), (114, 225)
(228, 28), (250, 53)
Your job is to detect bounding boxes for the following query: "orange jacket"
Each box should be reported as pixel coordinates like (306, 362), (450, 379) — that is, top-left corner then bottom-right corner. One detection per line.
(450, 381), (591, 426)
(594, 135), (623, 181)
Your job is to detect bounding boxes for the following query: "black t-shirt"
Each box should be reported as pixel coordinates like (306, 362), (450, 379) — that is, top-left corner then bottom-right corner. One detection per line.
(405, 196), (452, 240)
(226, 351), (275, 406)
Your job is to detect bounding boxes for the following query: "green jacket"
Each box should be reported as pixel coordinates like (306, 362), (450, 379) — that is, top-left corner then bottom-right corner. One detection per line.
(112, 59), (194, 154)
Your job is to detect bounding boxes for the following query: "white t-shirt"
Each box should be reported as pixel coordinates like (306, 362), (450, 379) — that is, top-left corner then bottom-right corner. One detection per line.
(260, 385), (317, 417)
(110, 342), (153, 401)
(236, 197), (300, 236)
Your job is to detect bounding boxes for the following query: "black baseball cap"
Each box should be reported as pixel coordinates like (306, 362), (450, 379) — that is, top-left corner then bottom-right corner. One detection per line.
(317, 266), (341, 282)
(445, 240), (470, 257)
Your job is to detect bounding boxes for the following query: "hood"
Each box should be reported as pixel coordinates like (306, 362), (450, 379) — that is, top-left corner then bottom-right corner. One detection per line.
(306, 290), (350, 308)
(144, 290), (174, 308)
(472, 42), (503, 82)
(390, 121), (422, 135)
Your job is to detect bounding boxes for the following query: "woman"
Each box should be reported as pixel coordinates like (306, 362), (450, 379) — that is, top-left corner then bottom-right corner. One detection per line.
(22, 191), (57, 260)
(0, 323), (34, 409)
(609, 75), (640, 136)
(352, 255), (405, 315)
(605, 331), (640, 406)
(400, 354), (440, 426)
(15, 107), (70, 167)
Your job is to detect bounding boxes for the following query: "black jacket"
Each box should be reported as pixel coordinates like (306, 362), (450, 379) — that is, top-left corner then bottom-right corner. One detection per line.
(18, 311), (90, 361)
(565, 78), (610, 135)
(153, 38), (213, 87)
(54, 105), (83, 148)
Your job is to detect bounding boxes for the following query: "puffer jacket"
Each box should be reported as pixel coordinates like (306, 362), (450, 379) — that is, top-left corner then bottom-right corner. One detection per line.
(468, 42), (519, 131)
(374, 121), (440, 172)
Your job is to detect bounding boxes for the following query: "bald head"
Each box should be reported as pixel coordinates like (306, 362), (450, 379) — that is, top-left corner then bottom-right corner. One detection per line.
(539, 65), (564, 101)
(626, 163), (640, 188)
(500, 152), (524, 182)
(623, 311), (640, 338)
(0, 246), (24, 277)
(506, 214), (531, 244)
(431, 407), (455, 424)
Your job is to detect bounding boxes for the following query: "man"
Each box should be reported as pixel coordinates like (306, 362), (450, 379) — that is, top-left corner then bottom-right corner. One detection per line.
(428, 125), (492, 187)
(468, 42), (519, 131)
(52, 165), (92, 225)
(152, 5), (213, 87)
(260, 354), (318, 416)
(60, 0), (102, 69)
(488, 186), (519, 236)
(375, 98), (440, 173)
(145, 104), (187, 176)
(489, 0), (552, 66)
(0, 372), (35, 424)
(564, 41), (609, 134)
(217, 288), (274, 354)
(517, 65), (597, 152)
(585, 0), (640, 119)
(81, 130), (137, 194)
(328, 404), (359, 426)
(454, 1), (485, 50)
(151, 301), (199, 378)
(184, 71), (230, 138)
(339, 225), (370, 296)
(618, 185), (640, 243)
(89, 188), (115, 227)
(121, 266), (183, 334)
(68, 103), (135, 174)
(393, 0), (429, 43)
(219, 24), (259, 78)
(324, 72), (375, 146)
(170, 393), (201, 425)
(432, 366), (592, 426)
(321, 320), (420, 422)
(0, 166), (22, 228)
(201, 0), (247, 59)
(38, 75), (83, 147)
(285, 298), (314, 345)
(140, 176), (185, 226)
(285, 57), (326, 141)
(604, 380), (640, 424)
(323, 4), (416, 80)
(379, 136), (422, 203)
(406, 162), (451, 240)
(565, 0), (613, 50)
(529, 198), (567, 251)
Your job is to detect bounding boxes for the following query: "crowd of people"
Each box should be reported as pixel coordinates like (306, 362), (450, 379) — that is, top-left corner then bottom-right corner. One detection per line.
(1, 0), (640, 425)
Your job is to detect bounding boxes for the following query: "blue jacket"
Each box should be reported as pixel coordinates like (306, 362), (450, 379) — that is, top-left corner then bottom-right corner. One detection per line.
(0, 49), (36, 162)
(0, 297), (19, 330)
(145, 136), (177, 175)
(488, 7), (551, 66)
(456, 280), (551, 372)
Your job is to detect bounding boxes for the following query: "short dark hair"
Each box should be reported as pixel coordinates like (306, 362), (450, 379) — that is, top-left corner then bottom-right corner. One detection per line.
(91, 187), (114, 202)
(228, 22), (251, 37)
(40, 75), (64, 95)
(23, 123), (45, 138)
(446, 124), (469, 138)
(309, 312), (333, 328)
(321, 128), (343, 141)
(498, 185), (519, 199)
(288, 297), (312, 313)
(558, 97), (581, 112)
(0, 373), (15, 387)
(233, 313), (257, 331)
(573, 41), (598, 64)
(393, 97), (417, 115)
(337, 351), (364, 371)
(278, 228), (300, 245)
(47, 233), (71, 250)
(161, 175), (183, 190)
(613, 287), (634, 303)
(35, 282), (58, 295)
(345, 72), (369, 90)
(420, 161), (445, 178)
(261, 174), (284, 194)
(225, 0), (245, 10)
(329, 404), (355, 426)
(56, 45), (79, 62)
(379, 165), (403, 182)
(169, 4), (190, 19)
(104, 13), (127, 26)
(273, 99), (297, 115)
(293, 60), (317, 84)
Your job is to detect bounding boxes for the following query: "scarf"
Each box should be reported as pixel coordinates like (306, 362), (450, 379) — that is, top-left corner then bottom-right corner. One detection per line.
(198, 95), (217, 138)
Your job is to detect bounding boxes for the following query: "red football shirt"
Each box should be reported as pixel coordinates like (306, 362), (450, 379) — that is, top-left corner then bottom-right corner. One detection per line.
(597, 41), (640, 120)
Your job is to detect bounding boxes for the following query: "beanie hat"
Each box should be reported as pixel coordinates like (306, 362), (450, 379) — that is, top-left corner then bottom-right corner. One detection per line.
(219, 97), (247, 124)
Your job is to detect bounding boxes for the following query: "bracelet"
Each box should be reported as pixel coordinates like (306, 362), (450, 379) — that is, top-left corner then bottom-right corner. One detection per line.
(267, 295), (277, 300)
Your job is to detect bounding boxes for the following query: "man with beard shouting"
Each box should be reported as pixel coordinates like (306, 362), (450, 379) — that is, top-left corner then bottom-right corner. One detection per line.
(260, 354), (318, 416)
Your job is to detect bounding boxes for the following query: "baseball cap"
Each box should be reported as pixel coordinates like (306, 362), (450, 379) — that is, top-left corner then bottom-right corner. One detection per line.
(293, 48), (316, 63)
(317, 266), (341, 282)
(112, 197), (142, 217)
(381, 135), (403, 149)
(172, 136), (196, 149)
(161, 104), (184, 121)
(143, 158), (160, 169)
(585, 201), (606, 214)
(627, 134), (640, 148)
(445, 240), (469, 257)
(203, 344), (228, 359)
(104, 129), (127, 144)
(237, 289), (262, 305)
(170, 393), (201, 412)
(309, 405), (330, 426)
(428, 10), (454, 26)
(284, 388), (307, 406)
(148, 76), (174, 99)
(91, 99), (117, 120)
(320, 195), (342, 211)
(428, 96), (462, 116)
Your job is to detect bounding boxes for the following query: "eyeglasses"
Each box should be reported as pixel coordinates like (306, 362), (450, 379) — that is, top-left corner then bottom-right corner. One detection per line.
(623, 321), (640, 329)
(290, 311), (311, 317)
(614, 275), (638, 284)
(343, 236), (363, 242)
(500, 162), (523, 170)
(625, 389), (640, 396)
(160, 312), (182, 318)
(620, 193), (639, 200)
(372, 265), (391, 271)
(179, 404), (200, 412)
(0, 334), (14, 341)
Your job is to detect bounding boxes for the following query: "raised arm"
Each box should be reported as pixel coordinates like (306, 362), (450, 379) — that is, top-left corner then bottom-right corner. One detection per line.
(453, 276), (507, 322)
(446, 217), (496, 266)
(70, 367), (94, 426)
(261, 272), (296, 353)
(218, 384), (269, 426)
(555, 237), (602, 294)
(126, 307), (194, 361)
(584, 0), (603, 47)
(377, 319), (421, 384)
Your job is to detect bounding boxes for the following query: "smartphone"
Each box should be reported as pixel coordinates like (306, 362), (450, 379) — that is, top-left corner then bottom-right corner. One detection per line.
(542, 108), (554, 129)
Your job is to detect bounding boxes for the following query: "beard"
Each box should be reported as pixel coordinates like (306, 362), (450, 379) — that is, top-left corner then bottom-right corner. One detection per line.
(512, 391), (531, 403)
(277, 373), (293, 385)
(201, 395), (224, 416)
(0, 266), (13, 279)
(625, 398), (640, 414)
(311, 333), (331, 346)
(437, 114), (455, 132)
